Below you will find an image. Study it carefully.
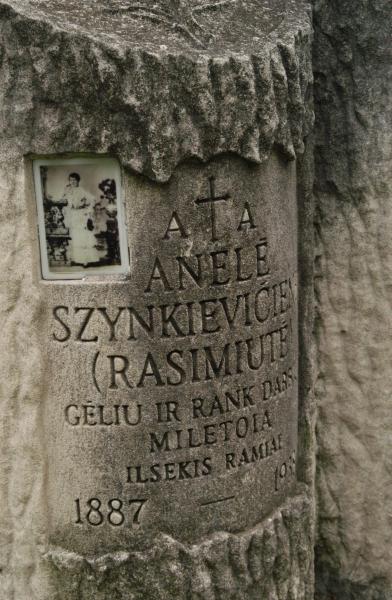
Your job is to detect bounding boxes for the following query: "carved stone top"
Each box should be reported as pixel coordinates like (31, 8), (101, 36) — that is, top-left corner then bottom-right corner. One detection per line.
(0, 0), (312, 180)
(2, 0), (300, 54)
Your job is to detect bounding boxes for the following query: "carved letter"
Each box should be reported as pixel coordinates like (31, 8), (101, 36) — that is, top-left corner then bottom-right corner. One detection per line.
(75, 307), (98, 342)
(238, 202), (256, 231)
(144, 257), (173, 292)
(163, 211), (188, 239)
(97, 307), (126, 341)
(108, 355), (133, 389)
(53, 306), (71, 342)
(137, 353), (164, 387)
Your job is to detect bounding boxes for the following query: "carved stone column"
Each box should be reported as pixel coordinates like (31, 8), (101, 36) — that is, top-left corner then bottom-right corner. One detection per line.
(0, 1), (314, 598)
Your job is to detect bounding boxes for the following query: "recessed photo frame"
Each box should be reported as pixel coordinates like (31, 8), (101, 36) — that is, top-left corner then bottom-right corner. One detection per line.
(33, 157), (130, 280)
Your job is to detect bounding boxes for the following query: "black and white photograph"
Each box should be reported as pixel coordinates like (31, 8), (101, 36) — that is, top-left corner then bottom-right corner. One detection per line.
(33, 158), (129, 279)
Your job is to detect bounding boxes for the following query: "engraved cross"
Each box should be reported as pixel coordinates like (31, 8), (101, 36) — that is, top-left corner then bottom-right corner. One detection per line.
(195, 176), (231, 242)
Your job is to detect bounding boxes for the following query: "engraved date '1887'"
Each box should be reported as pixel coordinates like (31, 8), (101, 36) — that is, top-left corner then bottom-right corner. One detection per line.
(104, 0), (238, 47)
(75, 497), (148, 527)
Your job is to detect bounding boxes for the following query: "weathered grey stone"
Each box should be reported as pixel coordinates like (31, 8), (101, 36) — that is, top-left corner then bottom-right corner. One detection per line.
(0, 1), (314, 598)
(313, 0), (392, 598)
(0, 0), (313, 181)
(45, 495), (313, 600)
(41, 153), (300, 552)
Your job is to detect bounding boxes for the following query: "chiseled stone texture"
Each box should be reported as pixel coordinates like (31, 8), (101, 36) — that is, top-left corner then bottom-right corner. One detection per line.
(0, 1), (314, 598)
(0, 0), (313, 182)
(313, 0), (392, 598)
(46, 495), (313, 600)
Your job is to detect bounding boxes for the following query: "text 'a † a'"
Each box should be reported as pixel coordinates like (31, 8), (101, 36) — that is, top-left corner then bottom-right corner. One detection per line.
(162, 176), (256, 242)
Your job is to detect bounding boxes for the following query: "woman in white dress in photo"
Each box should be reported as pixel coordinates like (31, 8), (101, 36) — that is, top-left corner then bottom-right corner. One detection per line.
(62, 172), (98, 266)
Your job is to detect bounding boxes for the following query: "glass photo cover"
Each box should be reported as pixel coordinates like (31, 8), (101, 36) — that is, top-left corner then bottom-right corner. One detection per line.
(33, 157), (129, 280)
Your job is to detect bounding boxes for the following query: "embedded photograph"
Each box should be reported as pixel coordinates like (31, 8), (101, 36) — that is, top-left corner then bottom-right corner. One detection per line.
(34, 158), (129, 279)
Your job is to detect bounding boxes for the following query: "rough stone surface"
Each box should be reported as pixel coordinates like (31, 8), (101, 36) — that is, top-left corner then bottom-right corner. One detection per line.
(46, 494), (313, 600)
(0, 1), (314, 599)
(313, 0), (392, 598)
(0, 0), (313, 182)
